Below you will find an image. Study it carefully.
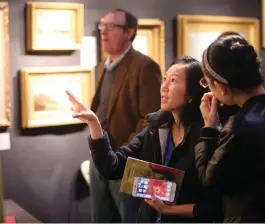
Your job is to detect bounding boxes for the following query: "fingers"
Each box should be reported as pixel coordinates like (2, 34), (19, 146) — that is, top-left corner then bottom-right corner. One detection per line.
(144, 194), (165, 213)
(144, 195), (158, 207)
(200, 93), (211, 113)
(72, 112), (85, 118)
(210, 96), (218, 115)
(66, 90), (80, 105)
(201, 92), (213, 107)
(67, 90), (87, 111)
(201, 92), (214, 101)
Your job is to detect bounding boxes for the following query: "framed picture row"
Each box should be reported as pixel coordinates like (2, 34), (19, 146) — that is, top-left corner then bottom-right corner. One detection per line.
(0, 1), (263, 128)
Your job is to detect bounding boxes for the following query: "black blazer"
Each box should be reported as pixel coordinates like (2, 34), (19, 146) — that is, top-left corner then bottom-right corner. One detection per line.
(89, 111), (222, 223)
(195, 94), (265, 222)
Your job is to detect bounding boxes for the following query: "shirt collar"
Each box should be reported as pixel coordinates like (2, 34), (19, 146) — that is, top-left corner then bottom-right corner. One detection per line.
(104, 45), (132, 71)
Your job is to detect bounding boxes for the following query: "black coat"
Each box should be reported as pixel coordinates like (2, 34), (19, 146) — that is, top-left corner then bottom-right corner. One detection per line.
(195, 94), (265, 222)
(89, 111), (222, 222)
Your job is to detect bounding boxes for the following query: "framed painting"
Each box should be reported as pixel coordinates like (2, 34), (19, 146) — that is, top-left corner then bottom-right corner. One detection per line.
(26, 2), (84, 52)
(177, 15), (259, 61)
(262, 0), (265, 48)
(20, 66), (95, 128)
(101, 19), (165, 73)
(0, 2), (11, 128)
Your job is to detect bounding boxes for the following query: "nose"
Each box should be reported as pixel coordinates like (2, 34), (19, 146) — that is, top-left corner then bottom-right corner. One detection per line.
(161, 81), (169, 93)
(101, 27), (108, 36)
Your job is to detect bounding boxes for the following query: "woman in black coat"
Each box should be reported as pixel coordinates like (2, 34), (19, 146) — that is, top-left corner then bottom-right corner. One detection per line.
(196, 34), (265, 222)
(66, 56), (222, 222)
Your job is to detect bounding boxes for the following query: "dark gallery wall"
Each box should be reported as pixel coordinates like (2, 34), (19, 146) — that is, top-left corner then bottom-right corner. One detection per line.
(0, 0), (262, 222)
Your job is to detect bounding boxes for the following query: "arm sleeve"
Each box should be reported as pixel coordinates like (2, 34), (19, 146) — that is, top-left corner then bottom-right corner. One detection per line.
(89, 128), (148, 180)
(195, 126), (239, 188)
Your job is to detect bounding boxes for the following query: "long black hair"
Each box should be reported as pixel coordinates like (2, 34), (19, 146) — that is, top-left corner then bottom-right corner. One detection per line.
(146, 56), (207, 128)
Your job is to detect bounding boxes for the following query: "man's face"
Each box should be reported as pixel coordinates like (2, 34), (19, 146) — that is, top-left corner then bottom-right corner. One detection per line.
(99, 12), (131, 55)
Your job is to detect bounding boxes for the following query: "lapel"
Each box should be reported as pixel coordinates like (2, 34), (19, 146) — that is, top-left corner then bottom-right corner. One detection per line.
(90, 61), (105, 111)
(97, 62), (105, 83)
(158, 128), (170, 164)
(106, 48), (134, 119)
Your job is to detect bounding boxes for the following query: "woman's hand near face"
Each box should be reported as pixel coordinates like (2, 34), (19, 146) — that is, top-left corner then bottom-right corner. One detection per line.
(200, 92), (220, 127)
(66, 90), (103, 139)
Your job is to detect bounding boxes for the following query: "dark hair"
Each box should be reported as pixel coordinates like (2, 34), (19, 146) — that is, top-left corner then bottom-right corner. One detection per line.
(146, 56), (207, 128)
(205, 35), (263, 90)
(112, 9), (138, 41)
(217, 31), (242, 40)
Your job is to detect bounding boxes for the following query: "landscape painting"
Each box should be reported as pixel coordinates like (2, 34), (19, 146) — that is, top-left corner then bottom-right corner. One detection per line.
(20, 67), (95, 128)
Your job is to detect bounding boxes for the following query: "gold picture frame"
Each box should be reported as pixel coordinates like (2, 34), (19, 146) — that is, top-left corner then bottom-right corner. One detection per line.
(261, 0), (265, 48)
(101, 19), (165, 73)
(0, 2), (11, 127)
(177, 15), (259, 61)
(26, 2), (84, 52)
(20, 66), (95, 128)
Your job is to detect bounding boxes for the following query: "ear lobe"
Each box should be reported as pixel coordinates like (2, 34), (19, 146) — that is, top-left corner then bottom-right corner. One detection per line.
(127, 28), (135, 40)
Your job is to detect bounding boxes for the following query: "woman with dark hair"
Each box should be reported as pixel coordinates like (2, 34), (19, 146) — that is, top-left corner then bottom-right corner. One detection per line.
(216, 31), (241, 124)
(66, 56), (222, 222)
(196, 34), (265, 222)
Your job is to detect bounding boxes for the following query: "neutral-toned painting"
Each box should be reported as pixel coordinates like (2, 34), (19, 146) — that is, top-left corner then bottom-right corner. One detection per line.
(20, 67), (95, 128)
(0, 2), (10, 128)
(177, 15), (259, 61)
(26, 2), (84, 51)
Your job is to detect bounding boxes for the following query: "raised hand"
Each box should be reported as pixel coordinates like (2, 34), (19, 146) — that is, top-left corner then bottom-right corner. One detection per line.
(200, 92), (220, 127)
(66, 90), (103, 139)
(66, 90), (97, 124)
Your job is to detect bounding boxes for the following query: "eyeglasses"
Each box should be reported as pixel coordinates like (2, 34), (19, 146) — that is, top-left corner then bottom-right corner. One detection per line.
(200, 77), (209, 88)
(98, 23), (128, 31)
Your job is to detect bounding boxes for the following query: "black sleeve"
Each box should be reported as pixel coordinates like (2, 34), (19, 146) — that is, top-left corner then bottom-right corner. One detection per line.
(193, 196), (223, 222)
(195, 126), (238, 188)
(88, 128), (148, 180)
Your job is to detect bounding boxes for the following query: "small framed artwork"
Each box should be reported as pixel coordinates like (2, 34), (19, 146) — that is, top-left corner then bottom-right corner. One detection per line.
(177, 15), (259, 61)
(101, 19), (165, 73)
(26, 2), (84, 52)
(20, 66), (95, 128)
(0, 2), (11, 128)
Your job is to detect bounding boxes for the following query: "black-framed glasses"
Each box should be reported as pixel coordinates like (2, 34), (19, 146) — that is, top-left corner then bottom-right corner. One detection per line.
(200, 77), (209, 88)
(98, 23), (128, 31)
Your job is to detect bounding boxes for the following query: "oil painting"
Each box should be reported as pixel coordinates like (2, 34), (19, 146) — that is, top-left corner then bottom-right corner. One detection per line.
(26, 2), (84, 51)
(20, 67), (95, 128)
(0, 2), (10, 127)
(177, 15), (259, 61)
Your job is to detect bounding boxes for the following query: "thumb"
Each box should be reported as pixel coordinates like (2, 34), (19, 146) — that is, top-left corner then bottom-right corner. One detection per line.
(72, 111), (86, 118)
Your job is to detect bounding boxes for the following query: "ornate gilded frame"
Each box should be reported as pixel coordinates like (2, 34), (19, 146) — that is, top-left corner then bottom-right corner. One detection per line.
(261, 0), (265, 48)
(26, 2), (84, 52)
(177, 15), (259, 59)
(0, 2), (11, 127)
(20, 66), (95, 128)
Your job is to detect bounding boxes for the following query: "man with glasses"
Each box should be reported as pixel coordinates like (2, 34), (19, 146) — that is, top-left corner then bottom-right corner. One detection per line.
(89, 9), (162, 223)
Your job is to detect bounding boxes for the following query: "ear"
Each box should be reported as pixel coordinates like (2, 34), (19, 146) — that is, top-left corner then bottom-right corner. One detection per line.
(126, 28), (135, 41)
(214, 81), (228, 95)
